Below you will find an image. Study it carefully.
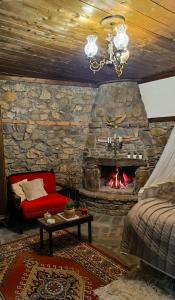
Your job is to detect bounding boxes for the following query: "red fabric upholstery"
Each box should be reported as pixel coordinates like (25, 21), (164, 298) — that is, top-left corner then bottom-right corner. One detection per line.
(8, 171), (71, 221)
(9, 172), (56, 194)
(20, 193), (69, 219)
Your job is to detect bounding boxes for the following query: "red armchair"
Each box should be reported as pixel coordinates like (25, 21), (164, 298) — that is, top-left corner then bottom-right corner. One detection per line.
(7, 170), (70, 233)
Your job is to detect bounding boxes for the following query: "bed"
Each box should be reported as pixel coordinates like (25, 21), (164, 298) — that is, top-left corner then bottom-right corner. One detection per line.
(121, 182), (175, 278)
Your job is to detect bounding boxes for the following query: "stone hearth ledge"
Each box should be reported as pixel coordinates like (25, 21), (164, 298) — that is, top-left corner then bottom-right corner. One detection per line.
(79, 188), (138, 215)
(79, 188), (137, 202)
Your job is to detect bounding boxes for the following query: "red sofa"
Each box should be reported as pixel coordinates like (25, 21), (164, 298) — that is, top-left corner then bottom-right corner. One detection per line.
(7, 170), (70, 233)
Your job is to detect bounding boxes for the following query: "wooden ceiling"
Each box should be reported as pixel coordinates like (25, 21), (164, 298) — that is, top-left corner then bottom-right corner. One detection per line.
(0, 0), (174, 84)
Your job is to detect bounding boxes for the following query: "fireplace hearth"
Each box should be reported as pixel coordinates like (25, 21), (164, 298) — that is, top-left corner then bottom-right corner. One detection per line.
(80, 156), (148, 215)
(100, 165), (136, 192)
(83, 157), (147, 194)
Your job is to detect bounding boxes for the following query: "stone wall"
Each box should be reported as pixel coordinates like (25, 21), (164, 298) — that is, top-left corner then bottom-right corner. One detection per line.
(0, 78), (173, 193)
(0, 80), (96, 187)
(149, 121), (175, 165)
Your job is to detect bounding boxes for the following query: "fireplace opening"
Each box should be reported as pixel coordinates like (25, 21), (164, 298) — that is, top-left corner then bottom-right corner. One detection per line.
(99, 165), (137, 191)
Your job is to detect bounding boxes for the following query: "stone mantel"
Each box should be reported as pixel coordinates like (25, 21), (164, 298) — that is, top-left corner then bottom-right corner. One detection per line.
(85, 157), (147, 167)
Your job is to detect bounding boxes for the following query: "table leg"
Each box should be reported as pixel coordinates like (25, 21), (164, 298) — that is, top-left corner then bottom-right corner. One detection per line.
(88, 221), (92, 243)
(49, 231), (53, 256)
(40, 226), (44, 248)
(77, 223), (81, 238)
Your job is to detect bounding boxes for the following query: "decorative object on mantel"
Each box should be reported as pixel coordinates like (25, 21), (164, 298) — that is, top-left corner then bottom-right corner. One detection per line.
(105, 113), (126, 128)
(133, 152), (137, 159)
(84, 15), (129, 77)
(127, 152), (143, 160)
(97, 136), (138, 144)
(139, 153), (143, 159)
(107, 134), (123, 156)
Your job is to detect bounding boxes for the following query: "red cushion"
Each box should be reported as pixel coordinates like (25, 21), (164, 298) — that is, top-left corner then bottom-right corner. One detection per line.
(9, 172), (56, 194)
(20, 193), (69, 219)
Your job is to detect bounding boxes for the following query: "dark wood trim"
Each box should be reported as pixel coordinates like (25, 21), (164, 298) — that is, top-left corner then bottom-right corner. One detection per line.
(0, 72), (174, 88)
(0, 107), (7, 217)
(148, 116), (175, 123)
(96, 79), (138, 86)
(0, 75), (98, 88)
(139, 70), (175, 84)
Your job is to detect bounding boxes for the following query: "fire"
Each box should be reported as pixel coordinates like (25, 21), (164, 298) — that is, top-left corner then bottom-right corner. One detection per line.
(107, 167), (133, 189)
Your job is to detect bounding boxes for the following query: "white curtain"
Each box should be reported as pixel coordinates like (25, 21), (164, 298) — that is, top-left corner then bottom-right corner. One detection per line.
(139, 126), (175, 197)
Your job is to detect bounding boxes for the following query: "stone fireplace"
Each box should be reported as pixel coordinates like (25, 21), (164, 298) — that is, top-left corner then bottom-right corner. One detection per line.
(83, 157), (146, 194)
(79, 81), (152, 215)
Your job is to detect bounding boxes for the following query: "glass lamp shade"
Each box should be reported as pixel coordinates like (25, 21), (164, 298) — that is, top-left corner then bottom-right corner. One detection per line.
(84, 35), (98, 58)
(120, 49), (130, 64)
(113, 24), (129, 50)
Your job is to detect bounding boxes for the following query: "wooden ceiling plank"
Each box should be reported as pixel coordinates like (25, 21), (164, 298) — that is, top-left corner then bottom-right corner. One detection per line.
(0, 0), (174, 82)
(0, 39), (76, 62)
(0, 11), (174, 64)
(82, 0), (175, 40)
(0, 44), (70, 63)
(0, 63), (98, 83)
(0, 54), (91, 78)
(0, 29), (76, 57)
(0, 56), (77, 76)
(0, 23), (81, 51)
(149, 0), (175, 14)
(127, 0), (175, 28)
(0, 37), (78, 61)
(0, 15), (90, 45)
(1, 0), (174, 43)
(0, 74), (97, 87)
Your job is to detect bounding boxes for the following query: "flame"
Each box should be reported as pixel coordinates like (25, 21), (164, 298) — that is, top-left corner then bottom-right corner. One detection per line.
(107, 167), (133, 189)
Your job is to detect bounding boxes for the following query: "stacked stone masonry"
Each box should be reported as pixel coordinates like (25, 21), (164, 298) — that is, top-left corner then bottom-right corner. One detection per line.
(0, 80), (96, 187)
(0, 79), (173, 214)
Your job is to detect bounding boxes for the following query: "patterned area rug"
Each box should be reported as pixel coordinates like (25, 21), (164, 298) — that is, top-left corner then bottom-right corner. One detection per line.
(0, 230), (127, 300)
(94, 264), (174, 300)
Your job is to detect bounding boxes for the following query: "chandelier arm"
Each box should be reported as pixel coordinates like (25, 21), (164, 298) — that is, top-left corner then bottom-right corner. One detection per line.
(89, 58), (106, 74)
(114, 63), (124, 77)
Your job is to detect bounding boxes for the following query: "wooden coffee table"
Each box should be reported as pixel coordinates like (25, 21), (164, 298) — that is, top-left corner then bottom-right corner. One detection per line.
(37, 211), (93, 256)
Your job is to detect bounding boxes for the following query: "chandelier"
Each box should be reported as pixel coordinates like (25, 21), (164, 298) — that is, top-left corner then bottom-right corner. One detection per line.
(84, 15), (129, 77)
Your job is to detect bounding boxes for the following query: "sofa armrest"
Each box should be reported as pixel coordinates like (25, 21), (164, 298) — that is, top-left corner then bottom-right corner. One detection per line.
(7, 188), (24, 233)
(11, 191), (21, 208)
(7, 186), (21, 213)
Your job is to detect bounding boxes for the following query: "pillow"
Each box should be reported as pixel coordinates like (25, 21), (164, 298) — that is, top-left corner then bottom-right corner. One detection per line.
(12, 179), (28, 202)
(20, 178), (48, 201)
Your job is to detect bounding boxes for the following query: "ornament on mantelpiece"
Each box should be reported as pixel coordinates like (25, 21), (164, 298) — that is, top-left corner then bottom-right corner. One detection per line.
(139, 153), (143, 159)
(105, 113), (126, 128)
(127, 152), (131, 159)
(133, 152), (137, 159)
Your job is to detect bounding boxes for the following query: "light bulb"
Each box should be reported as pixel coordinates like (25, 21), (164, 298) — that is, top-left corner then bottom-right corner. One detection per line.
(113, 24), (129, 50)
(84, 35), (98, 58)
(120, 49), (130, 63)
